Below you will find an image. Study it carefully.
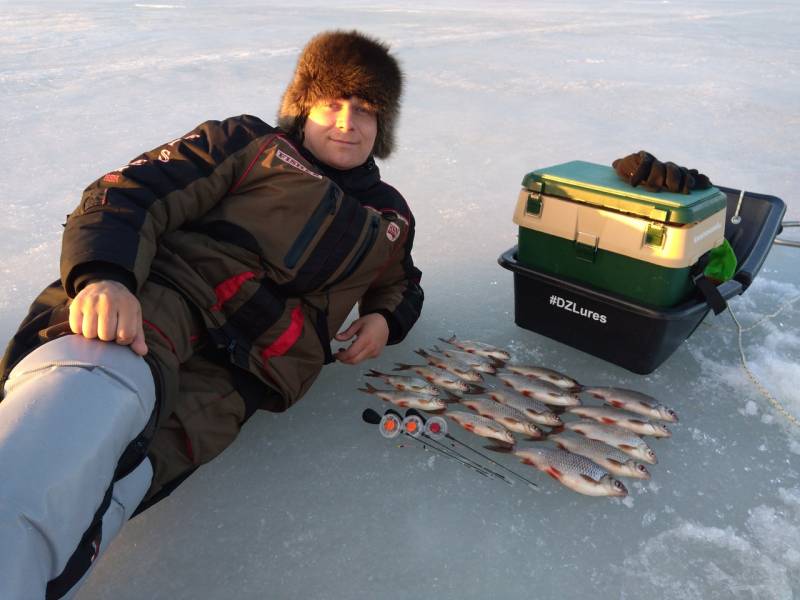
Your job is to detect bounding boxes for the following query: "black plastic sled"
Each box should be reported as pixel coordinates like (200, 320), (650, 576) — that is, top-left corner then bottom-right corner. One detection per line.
(498, 187), (786, 374)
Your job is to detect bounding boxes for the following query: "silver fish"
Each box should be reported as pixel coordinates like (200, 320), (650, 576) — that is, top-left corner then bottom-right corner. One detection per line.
(496, 372), (581, 407)
(445, 410), (516, 446)
(393, 363), (485, 394)
(414, 348), (484, 383)
(565, 420), (657, 465)
(486, 388), (563, 427)
(549, 433), (651, 480)
(512, 446), (628, 497)
(567, 406), (671, 438)
(431, 345), (499, 374)
(438, 335), (511, 361)
(358, 383), (447, 412)
(503, 364), (581, 391)
(582, 387), (678, 423)
(366, 370), (440, 396)
(458, 396), (544, 439)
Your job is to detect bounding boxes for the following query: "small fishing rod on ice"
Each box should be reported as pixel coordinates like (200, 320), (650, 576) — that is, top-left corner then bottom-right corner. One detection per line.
(406, 408), (539, 488)
(406, 408), (540, 490)
(361, 408), (508, 483)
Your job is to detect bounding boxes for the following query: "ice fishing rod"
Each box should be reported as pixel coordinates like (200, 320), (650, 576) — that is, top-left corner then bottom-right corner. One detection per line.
(362, 408), (496, 480)
(406, 409), (540, 490)
(361, 409), (502, 482)
(389, 409), (512, 485)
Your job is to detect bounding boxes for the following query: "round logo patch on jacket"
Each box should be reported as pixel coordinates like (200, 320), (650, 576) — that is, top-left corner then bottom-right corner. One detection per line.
(387, 222), (401, 242)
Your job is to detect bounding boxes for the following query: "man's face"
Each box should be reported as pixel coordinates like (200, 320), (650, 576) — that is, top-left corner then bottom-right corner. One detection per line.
(302, 96), (378, 170)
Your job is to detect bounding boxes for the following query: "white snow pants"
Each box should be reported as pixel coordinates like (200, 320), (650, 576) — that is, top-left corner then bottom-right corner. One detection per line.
(0, 335), (157, 599)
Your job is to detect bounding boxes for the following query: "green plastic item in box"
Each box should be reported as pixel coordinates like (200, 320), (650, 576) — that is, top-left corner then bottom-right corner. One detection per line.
(521, 160), (727, 225)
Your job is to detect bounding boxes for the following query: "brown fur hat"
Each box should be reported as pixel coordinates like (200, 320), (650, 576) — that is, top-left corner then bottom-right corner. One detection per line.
(277, 30), (403, 159)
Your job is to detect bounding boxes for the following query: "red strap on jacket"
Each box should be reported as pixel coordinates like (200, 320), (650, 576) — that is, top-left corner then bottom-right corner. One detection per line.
(261, 305), (305, 362)
(211, 271), (256, 311)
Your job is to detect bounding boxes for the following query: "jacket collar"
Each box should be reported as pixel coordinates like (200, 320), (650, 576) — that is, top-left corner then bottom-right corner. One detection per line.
(294, 139), (382, 194)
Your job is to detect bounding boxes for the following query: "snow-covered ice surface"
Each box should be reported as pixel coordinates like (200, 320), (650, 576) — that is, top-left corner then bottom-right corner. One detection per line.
(2, 1), (800, 598)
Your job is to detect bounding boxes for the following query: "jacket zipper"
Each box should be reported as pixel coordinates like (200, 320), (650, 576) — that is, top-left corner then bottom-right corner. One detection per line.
(283, 186), (339, 269)
(326, 213), (380, 290)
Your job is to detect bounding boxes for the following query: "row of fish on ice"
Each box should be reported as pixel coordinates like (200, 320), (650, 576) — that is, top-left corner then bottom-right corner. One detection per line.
(360, 336), (679, 498)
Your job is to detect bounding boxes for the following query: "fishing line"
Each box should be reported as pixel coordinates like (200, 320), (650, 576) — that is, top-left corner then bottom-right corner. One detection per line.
(362, 408), (502, 482)
(728, 302), (800, 428)
(406, 409), (540, 489)
(402, 431), (495, 480)
(417, 431), (511, 484)
(400, 410), (513, 484)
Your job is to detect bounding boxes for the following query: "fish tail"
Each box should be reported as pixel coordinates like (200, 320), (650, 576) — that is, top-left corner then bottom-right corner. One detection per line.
(443, 390), (462, 404)
(463, 384), (486, 395)
(365, 369), (384, 378)
(489, 357), (506, 369)
(392, 363), (414, 372)
(484, 444), (514, 453)
(414, 348), (431, 359)
(358, 382), (378, 394)
(438, 335), (457, 346)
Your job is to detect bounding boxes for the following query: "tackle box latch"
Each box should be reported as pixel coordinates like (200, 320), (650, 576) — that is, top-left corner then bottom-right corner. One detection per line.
(644, 223), (667, 248)
(574, 231), (599, 263)
(525, 182), (543, 216)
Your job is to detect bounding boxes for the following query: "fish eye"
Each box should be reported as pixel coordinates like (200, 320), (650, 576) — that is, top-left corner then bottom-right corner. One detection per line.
(614, 481), (623, 489)
(637, 465), (647, 472)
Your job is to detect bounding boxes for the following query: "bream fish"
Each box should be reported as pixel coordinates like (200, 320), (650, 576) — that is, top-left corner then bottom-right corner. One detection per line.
(503, 365), (582, 391)
(438, 335), (511, 361)
(510, 446), (628, 497)
(567, 406), (671, 438)
(366, 370), (440, 396)
(565, 420), (657, 465)
(445, 410), (516, 447)
(486, 388), (563, 427)
(496, 372), (581, 407)
(458, 396), (544, 439)
(548, 433), (651, 480)
(582, 387), (678, 423)
(431, 345), (499, 374)
(358, 383), (447, 412)
(393, 364), (485, 394)
(414, 348), (484, 383)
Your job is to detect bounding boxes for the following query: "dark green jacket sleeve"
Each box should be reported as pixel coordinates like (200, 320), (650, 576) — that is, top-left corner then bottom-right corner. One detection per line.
(60, 115), (278, 297)
(360, 214), (424, 344)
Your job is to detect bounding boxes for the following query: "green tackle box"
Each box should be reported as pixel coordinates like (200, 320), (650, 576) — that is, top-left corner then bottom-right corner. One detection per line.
(513, 160), (728, 307)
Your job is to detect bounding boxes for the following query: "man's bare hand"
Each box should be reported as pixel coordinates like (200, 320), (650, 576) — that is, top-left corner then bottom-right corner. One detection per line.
(334, 313), (389, 365)
(68, 280), (148, 356)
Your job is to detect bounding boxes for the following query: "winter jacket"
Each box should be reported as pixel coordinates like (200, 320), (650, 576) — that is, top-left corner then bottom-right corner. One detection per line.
(0, 115), (424, 412)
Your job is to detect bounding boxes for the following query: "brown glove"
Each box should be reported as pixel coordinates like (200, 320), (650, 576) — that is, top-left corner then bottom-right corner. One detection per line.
(612, 151), (711, 194)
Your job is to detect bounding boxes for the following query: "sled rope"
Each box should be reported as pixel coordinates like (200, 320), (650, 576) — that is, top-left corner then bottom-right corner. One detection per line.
(728, 298), (800, 428)
(738, 294), (800, 332)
